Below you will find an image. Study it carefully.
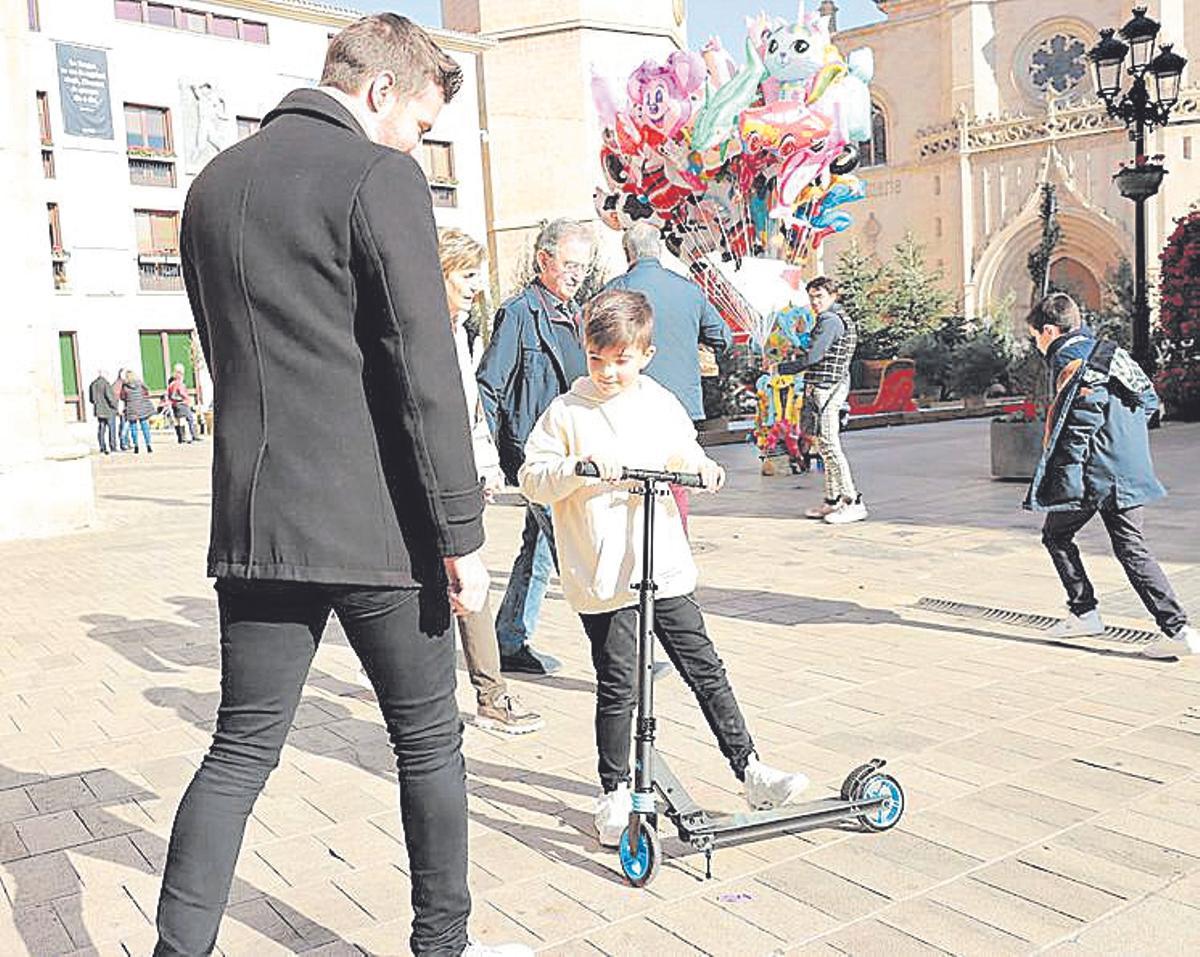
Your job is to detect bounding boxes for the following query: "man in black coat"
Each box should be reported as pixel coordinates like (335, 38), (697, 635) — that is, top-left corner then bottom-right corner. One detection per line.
(156, 16), (517, 957)
(87, 370), (118, 454)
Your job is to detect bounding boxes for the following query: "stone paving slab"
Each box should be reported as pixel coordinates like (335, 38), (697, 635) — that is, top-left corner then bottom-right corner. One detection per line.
(0, 420), (1197, 954)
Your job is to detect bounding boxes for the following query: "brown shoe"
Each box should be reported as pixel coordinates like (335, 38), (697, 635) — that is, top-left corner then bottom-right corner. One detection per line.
(476, 694), (544, 734)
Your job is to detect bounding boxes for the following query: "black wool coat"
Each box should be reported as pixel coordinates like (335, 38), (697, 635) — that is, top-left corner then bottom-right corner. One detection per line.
(181, 89), (484, 588)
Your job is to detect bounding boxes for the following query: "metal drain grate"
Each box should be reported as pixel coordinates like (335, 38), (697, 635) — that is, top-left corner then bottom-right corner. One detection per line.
(916, 597), (1158, 644)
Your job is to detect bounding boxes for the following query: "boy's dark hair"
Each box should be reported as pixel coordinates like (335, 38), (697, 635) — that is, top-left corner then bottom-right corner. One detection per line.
(806, 276), (838, 296)
(1028, 292), (1083, 333)
(584, 289), (654, 352)
(321, 15), (462, 102)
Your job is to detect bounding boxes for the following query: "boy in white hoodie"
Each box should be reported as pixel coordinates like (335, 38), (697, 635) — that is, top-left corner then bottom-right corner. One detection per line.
(519, 289), (809, 847)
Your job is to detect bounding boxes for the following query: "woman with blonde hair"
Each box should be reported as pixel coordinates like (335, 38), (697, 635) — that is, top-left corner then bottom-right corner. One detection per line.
(439, 227), (542, 733)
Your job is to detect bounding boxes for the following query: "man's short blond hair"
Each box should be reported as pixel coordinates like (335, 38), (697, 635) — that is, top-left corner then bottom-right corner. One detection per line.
(437, 228), (486, 277)
(321, 14), (462, 101)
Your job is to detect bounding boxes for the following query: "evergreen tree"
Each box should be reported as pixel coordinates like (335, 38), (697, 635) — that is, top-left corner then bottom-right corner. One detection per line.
(1026, 183), (1061, 303)
(833, 240), (887, 357)
(1092, 256), (1135, 348)
(874, 232), (951, 355)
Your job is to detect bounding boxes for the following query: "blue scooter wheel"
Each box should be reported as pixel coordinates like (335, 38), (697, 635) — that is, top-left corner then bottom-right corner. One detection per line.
(856, 773), (904, 831)
(618, 822), (661, 887)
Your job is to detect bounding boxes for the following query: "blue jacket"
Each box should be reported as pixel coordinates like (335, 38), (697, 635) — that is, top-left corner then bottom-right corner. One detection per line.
(1025, 329), (1165, 512)
(603, 258), (731, 419)
(476, 283), (586, 485)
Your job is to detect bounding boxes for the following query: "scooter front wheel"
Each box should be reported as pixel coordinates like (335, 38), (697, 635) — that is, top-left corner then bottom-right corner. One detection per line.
(855, 773), (905, 832)
(618, 822), (661, 887)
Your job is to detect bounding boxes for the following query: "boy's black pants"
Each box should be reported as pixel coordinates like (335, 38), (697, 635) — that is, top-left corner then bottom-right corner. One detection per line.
(580, 594), (754, 792)
(1042, 504), (1188, 636)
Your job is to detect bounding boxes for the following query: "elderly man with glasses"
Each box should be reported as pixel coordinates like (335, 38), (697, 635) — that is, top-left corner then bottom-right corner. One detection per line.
(476, 219), (592, 676)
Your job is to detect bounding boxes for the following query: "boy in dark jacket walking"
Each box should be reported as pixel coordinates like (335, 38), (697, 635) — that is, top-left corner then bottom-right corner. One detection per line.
(1025, 293), (1196, 658)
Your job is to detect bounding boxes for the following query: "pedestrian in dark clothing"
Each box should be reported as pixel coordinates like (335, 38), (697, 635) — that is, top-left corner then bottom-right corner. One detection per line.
(154, 16), (522, 957)
(122, 373), (155, 454)
(476, 219), (592, 677)
(1025, 292), (1196, 659)
(88, 371), (119, 454)
(602, 222), (730, 531)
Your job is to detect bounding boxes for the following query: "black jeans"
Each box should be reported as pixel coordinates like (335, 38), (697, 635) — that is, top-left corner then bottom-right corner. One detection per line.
(1042, 504), (1188, 636)
(154, 581), (469, 957)
(97, 415), (118, 452)
(579, 594), (754, 792)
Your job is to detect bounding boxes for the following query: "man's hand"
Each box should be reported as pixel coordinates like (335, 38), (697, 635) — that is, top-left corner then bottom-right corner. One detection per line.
(583, 452), (623, 482)
(444, 551), (490, 616)
(698, 459), (726, 493)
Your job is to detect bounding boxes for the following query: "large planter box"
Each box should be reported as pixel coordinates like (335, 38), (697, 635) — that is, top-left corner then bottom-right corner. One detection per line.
(990, 418), (1042, 480)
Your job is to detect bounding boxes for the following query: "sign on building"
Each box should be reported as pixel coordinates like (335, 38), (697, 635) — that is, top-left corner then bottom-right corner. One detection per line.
(56, 43), (113, 139)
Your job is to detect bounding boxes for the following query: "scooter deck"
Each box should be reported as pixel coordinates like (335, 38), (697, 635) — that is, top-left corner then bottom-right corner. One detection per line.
(675, 795), (886, 848)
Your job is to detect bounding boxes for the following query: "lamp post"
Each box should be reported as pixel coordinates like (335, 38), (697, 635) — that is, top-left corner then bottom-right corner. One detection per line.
(1088, 6), (1187, 375)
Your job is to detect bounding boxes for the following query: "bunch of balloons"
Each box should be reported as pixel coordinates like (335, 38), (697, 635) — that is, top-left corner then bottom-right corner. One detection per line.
(592, 2), (873, 350)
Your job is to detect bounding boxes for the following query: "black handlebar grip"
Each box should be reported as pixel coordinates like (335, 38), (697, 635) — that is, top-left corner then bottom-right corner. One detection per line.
(574, 461), (705, 488)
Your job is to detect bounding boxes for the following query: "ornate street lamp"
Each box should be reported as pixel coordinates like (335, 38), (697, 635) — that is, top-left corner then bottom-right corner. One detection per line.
(1088, 7), (1188, 375)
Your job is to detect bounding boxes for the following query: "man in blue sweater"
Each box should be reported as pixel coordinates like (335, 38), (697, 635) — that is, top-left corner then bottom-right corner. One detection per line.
(603, 223), (731, 529)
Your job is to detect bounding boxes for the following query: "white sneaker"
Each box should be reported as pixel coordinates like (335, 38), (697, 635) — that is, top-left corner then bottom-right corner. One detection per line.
(805, 500), (840, 519)
(744, 755), (809, 810)
(823, 499), (868, 525)
(1141, 624), (1200, 659)
(462, 941), (534, 957)
(594, 783), (632, 847)
(1046, 609), (1105, 639)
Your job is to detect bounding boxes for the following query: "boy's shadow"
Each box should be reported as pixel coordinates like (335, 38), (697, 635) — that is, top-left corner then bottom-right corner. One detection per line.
(695, 586), (1154, 658)
(0, 764), (355, 954)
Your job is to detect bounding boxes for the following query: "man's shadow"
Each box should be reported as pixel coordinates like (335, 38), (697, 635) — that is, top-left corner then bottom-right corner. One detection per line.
(0, 764), (355, 953)
(83, 601), (615, 878)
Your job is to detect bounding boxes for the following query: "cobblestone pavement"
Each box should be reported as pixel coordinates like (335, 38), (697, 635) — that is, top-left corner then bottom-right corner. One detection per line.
(2, 420), (1198, 956)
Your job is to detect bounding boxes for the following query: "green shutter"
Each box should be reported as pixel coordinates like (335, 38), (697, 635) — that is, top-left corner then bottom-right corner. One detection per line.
(140, 331), (166, 390)
(167, 332), (195, 387)
(59, 333), (78, 397)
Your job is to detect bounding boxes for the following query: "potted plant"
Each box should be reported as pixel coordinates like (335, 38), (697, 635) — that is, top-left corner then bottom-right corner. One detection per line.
(1115, 154), (1167, 201)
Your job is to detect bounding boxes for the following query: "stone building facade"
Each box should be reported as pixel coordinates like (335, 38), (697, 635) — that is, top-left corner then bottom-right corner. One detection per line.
(822, 0), (1200, 320)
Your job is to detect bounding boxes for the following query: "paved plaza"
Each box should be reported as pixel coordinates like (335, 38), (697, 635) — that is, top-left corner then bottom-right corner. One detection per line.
(1, 419), (1199, 956)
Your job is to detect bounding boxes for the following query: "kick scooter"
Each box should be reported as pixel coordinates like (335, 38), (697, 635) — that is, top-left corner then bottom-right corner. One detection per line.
(575, 462), (905, 886)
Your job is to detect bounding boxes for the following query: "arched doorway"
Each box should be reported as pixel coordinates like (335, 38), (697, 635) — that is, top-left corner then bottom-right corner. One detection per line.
(1050, 257), (1102, 311)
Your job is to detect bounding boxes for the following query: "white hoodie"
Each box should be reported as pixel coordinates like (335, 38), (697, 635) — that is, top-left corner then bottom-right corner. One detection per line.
(518, 375), (712, 614)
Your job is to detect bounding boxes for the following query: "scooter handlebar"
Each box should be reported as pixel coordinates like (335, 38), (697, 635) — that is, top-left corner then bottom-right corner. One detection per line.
(574, 460), (706, 488)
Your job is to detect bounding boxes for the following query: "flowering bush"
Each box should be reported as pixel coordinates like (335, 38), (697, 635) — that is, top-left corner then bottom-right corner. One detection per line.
(1156, 207), (1200, 420)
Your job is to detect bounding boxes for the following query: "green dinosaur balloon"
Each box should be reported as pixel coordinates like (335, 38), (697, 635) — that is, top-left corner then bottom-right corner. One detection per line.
(691, 36), (767, 152)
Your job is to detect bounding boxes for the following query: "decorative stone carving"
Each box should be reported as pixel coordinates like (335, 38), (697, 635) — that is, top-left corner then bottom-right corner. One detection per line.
(180, 79), (236, 173)
(1029, 34), (1088, 97)
(916, 87), (1200, 158)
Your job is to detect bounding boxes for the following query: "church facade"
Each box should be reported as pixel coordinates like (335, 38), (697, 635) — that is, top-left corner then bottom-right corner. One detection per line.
(822, 0), (1200, 320)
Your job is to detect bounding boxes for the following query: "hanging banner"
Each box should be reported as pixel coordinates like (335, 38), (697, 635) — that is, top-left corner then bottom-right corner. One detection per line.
(56, 43), (114, 139)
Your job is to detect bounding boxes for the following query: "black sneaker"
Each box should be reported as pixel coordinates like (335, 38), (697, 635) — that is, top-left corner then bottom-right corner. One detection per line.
(500, 645), (562, 676)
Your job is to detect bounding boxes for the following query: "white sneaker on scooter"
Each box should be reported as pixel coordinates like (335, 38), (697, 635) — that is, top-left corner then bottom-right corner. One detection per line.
(744, 754), (809, 810)
(594, 782), (632, 847)
(1046, 609), (1105, 639)
(462, 941), (534, 956)
(1141, 624), (1200, 659)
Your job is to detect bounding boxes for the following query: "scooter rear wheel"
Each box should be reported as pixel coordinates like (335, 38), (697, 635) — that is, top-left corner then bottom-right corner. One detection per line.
(618, 822), (661, 887)
(855, 773), (904, 831)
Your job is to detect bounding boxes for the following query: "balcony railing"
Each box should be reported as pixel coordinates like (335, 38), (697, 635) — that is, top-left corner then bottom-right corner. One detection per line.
(138, 260), (184, 291)
(129, 157), (176, 187)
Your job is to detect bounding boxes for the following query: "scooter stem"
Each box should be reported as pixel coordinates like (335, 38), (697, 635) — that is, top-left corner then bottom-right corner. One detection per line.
(629, 476), (659, 844)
